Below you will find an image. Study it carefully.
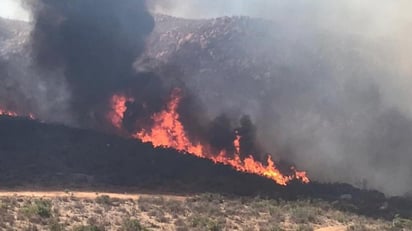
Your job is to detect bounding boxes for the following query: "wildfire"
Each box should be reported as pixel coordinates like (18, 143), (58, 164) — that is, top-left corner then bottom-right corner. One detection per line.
(0, 109), (18, 117)
(0, 108), (35, 119)
(108, 94), (133, 129)
(110, 90), (309, 185)
(135, 90), (204, 156)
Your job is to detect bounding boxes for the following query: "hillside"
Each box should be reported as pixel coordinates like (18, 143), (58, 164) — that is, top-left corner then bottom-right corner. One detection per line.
(0, 116), (283, 195)
(0, 116), (411, 219)
(0, 15), (352, 116)
(1, 15), (412, 230)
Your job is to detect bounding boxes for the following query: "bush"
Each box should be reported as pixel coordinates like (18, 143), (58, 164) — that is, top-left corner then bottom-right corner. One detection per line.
(267, 224), (284, 231)
(392, 215), (412, 230)
(190, 216), (222, 231)
(49, 221), (65, 231)
(346, 223), (372, 231)
(23, 224), (39, 231)
(73, 225), (105, 231)
(268, 205), (285, 223)
(296, 224), (314, 231)
(95, 195), (112, 205)
(290, 206), (319, 224)
(22, 199), (52, 219)
(121, 219), (149, 231)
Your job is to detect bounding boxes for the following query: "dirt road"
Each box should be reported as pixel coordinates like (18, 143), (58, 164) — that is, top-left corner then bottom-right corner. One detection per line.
(0, 190), (187, 200)
(315, 226), (347, 231)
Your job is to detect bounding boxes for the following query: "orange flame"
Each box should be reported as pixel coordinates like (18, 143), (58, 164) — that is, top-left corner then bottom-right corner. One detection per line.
(108, 94), (133, 129)
(134, 90), (204, 156)
(109, 90), (309, 185)
(0, 108), (35, 119)
(0, 109), (18, 117)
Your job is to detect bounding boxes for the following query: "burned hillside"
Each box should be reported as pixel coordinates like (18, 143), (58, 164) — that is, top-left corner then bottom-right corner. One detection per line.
(0, 116), (411, 220)
(1, 11), (412, 196)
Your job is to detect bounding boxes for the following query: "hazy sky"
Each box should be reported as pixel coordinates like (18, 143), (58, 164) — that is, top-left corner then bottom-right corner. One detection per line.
(0, 0), (30, 21)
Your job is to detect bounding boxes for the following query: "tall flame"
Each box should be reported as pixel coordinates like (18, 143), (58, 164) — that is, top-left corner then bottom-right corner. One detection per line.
(135, 90), (204, 156)
(108, 94), (133, 129)
(110, 90), (309, 185)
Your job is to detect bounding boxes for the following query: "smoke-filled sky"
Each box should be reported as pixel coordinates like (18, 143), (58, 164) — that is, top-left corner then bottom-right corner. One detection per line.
(149, 0), (412, 196)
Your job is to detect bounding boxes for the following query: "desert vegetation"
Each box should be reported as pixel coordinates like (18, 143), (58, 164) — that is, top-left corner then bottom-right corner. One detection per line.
(0, 192), (410, 231)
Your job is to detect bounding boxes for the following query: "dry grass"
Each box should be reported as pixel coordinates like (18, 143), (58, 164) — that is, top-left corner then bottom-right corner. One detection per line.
(0, 192), (408, 230)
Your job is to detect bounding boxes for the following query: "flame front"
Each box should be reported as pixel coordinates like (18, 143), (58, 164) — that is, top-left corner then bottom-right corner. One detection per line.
(0, 109), (18, 117)
(0, 108), (35, 119)
(135, 90), (204, 156)
(110, 90), (309, 185)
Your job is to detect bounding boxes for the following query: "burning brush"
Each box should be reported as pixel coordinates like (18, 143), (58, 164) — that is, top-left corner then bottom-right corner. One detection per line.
(109, 89), (309, 186)
(0, 108), (35, 120)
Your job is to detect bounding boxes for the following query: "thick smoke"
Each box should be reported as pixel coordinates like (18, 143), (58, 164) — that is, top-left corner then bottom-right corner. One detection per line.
(149, 0), (412, 195)
(27, 0), (261, 158)
(0, 19), (72, 124)
(29, 0), (159, 128)
(0, 57), (72, 123)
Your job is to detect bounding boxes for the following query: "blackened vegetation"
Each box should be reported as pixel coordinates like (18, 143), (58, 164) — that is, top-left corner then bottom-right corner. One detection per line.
(0, 116), (411, 220)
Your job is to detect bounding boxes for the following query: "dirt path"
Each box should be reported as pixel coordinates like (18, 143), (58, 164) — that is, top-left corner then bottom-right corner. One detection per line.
(0, 190), (187, 201)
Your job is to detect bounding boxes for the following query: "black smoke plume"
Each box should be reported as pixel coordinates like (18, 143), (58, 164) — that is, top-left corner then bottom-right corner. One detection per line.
(30, 0), (159, 127)
(28, 0), (263, 160)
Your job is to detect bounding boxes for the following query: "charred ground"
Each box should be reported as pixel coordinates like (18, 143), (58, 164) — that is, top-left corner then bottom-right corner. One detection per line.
(0, 116), (411, 222)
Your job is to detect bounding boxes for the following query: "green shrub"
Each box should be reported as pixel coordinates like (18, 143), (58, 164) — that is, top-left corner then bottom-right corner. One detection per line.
(22, 199), (52, 219)
(49, 220), (65, 231)
(296, 224), (314, 231)
(95, 195), (112, 205)
(392, 215), (412, 229)
(190, 216), (222, 231)
(121, 219), (149, 231)
(290, 206), (319, 224)
(73, 225), (105, 231)
(267, 224), (284, 231)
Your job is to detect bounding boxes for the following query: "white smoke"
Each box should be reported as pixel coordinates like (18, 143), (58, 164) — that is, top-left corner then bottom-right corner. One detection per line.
(0, 0), (30, 21)
(149, 0), (412, 116)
